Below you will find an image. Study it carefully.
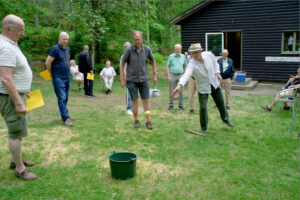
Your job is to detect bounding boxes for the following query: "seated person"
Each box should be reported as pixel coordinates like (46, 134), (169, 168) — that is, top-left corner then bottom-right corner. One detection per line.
(262, 67), (300, 111)
(70, 60), (84, 91)
(100, 61), (116, 94)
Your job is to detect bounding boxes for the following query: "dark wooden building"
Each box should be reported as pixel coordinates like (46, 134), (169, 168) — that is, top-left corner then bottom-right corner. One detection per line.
(170, 0), (300, 82)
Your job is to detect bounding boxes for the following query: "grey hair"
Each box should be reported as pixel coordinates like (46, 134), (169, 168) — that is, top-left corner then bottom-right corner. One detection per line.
(59, 32), (69, 40)
(124, 41), (130, 48)
(132, 30), (143, 38)
(174, 44), (182, 49)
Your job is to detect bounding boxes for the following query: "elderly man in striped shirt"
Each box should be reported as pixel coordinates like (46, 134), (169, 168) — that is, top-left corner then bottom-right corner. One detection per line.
(0, 15), (37, 180)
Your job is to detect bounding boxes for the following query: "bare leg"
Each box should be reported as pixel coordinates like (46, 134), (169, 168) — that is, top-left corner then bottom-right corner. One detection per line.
(141, 98), (151, 122)
(132, 99), (139, 121)
(8, 138), (25, 173)
(78, 80), (82, 88)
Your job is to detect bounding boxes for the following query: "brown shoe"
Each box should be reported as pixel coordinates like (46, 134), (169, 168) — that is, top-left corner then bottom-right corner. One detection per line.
(15, 169), (38, 180)
(10, 159), (35, 169)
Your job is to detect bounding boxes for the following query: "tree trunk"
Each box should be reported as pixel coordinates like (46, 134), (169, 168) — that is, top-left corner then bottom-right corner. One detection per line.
(145, 0), (150, 42)
(91, 39), (95, 67)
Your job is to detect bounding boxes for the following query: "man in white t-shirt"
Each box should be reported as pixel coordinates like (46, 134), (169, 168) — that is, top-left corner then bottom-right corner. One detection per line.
(100, 61), (116, 94)
(0, 15), (37, 180)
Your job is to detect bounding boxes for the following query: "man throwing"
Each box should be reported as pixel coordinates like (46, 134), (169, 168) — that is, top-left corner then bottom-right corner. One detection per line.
(120, 31), (157, 130)
(172, 43), (234, 134)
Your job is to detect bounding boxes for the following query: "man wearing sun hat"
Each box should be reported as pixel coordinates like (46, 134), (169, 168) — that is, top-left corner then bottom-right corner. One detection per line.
(172, 43), (234, 134)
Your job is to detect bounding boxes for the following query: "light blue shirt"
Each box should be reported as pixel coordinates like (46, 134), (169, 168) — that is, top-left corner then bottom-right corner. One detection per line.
(167, 53), (187, 74)
(222, 58), (229, 72)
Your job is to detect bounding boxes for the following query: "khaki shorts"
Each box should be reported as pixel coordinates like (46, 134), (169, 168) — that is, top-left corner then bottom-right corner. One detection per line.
(0, 94), (28, 139)
(278, 90), (295, 98)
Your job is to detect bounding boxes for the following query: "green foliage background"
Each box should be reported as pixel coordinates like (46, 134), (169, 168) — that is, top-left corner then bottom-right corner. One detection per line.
(0, 0), (201, 65)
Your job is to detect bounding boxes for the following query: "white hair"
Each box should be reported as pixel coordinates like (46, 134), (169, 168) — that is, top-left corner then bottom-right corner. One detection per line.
(59, 32), (69, 40)
(124, 42), (130, 48)
(174, 44), (182, 49)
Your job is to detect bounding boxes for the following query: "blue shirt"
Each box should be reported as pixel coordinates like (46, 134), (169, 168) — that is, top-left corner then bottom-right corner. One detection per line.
(49, 44), (70, 78)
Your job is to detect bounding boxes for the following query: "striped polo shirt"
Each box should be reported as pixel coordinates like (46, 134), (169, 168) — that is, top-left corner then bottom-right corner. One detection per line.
(0, 34), (32, 94)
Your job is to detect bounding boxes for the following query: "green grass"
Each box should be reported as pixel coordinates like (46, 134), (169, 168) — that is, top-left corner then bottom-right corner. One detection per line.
(0, 66), (299, 199)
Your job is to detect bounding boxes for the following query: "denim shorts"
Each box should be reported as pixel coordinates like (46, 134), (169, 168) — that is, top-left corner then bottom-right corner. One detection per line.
(126, 81), (149, 100)
(0, 94), (28, 139)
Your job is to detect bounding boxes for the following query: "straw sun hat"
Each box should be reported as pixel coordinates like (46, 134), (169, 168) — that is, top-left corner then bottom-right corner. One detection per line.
(188, 43), (204, 52)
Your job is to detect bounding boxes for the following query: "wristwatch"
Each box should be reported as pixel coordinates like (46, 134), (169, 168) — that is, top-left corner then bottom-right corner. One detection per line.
(153, 72), (157, 75)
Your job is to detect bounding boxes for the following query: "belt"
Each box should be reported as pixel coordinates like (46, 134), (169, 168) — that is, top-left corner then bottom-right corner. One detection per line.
(171, 73), (184, 75)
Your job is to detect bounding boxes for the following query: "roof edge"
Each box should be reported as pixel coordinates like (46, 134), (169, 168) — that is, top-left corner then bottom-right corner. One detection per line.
(170, 0), (214, 25)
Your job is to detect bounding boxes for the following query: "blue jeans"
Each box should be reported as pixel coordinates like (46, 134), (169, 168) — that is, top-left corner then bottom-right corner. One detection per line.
(126, 88), (132, 110)
(52, 77), (70, 121)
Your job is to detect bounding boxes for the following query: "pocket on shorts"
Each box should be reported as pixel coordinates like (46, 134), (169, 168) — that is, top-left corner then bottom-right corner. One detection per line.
(6, 114), (25, 134)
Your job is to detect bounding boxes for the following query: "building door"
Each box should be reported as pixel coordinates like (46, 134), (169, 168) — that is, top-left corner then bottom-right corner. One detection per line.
(224, 32), (241, 71)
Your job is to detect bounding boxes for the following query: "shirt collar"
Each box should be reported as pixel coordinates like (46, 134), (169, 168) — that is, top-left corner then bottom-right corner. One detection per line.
(57, 43), (67, 50)
(133, 44), (144, 52)
(0, 34), (17, 46)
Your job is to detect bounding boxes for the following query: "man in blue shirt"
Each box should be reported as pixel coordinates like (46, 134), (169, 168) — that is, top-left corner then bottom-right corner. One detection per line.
(45, 32), (74, 126)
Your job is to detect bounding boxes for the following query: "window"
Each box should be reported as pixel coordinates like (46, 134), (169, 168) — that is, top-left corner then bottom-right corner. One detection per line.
(282, 31), (300, 54)
(205, 33), (223, 56)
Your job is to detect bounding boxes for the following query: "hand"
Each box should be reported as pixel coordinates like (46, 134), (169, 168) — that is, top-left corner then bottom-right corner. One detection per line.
(26, 92), (31, 98)
(172, 85), (182, 98)
(168, 76), (171, 82)
(217, 74), (222, 83)
(15, 103), (26, 115)
(120, 79), (125, 88)
(153, 74), (157, 85)
(90, 71), (93, 75)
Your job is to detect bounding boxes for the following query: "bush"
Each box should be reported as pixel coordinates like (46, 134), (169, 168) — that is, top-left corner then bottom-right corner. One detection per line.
(154, 52), (165, 64)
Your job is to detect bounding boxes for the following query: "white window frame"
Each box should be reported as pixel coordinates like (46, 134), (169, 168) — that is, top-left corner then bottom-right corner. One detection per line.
(205, 32), (224, 57)
(282, 31), (300, 54)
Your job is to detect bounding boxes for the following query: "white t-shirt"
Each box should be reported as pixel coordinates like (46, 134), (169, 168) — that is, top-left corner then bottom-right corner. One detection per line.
(100, 66), (116, 78)
(0, 35), (32, 94)
(70, 65), (84, 81)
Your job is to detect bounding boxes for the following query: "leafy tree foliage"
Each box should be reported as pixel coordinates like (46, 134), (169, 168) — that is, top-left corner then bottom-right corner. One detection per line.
(0, 0), (201, 65)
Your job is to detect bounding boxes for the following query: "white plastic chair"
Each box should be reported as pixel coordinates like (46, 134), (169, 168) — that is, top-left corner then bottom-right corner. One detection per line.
(275, 86), (300, 133)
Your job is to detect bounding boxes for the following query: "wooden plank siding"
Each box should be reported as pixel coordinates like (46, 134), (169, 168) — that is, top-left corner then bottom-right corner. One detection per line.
(176, 0), (299, 82)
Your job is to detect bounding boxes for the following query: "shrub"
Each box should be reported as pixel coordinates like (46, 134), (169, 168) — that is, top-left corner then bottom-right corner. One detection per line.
(154, 52), (165, 64)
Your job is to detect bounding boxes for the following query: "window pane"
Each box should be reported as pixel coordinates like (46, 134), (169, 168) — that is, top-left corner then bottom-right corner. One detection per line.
(207, 34), (222, 56)
(283, 32), (293, 52)
(295, 32), (300, 52)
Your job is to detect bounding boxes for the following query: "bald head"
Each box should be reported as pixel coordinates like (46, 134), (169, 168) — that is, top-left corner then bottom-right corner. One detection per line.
(83, 45), (89, 51)
(123, 42), (130, 49)
(221, 49), (229, 59)
(1, 14), (25, 42)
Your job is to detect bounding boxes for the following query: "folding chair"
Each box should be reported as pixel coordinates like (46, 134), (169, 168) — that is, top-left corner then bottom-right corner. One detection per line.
(275, 86), (300, 133)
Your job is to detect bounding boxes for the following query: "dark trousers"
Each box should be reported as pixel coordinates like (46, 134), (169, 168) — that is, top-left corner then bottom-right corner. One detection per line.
(83, 72), (94, 96)
(198, 85), (229, 131)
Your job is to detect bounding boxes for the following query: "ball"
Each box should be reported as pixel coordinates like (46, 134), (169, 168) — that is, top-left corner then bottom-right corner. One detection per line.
(145, 111), (150, 116)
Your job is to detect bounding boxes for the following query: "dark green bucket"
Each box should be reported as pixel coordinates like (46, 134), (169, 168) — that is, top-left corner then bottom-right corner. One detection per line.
(109, 152), (138, 180)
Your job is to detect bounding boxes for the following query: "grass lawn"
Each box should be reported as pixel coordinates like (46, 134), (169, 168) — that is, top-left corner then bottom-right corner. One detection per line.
(0, 64), (299, 199)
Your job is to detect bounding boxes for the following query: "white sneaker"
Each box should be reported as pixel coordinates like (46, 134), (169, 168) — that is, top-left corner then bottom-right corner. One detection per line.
(126, 110), (133, 115)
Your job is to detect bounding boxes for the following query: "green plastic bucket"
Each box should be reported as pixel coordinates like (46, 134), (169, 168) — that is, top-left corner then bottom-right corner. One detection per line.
(109, 152), (138, 180)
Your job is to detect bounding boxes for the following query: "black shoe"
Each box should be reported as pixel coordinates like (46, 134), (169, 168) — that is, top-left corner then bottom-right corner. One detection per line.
(134, 120), (140, 128)
(105, 90), (109, 94)
(261, 105), (271, 112)
(179, 105), (184, 110)
(283, 106), (290, 110)
(87, 95), (96, 98)
(168, 105), (173, 110)
(188, 109), (194, 114)
(146, 121), (153, 130)
(223, 120), (234, 127)
(108, 89), (111, 93)
(226, 106), (231, 110)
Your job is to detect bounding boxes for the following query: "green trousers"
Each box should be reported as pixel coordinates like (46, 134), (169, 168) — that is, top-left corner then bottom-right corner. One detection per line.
(198, 85), (229, 131)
